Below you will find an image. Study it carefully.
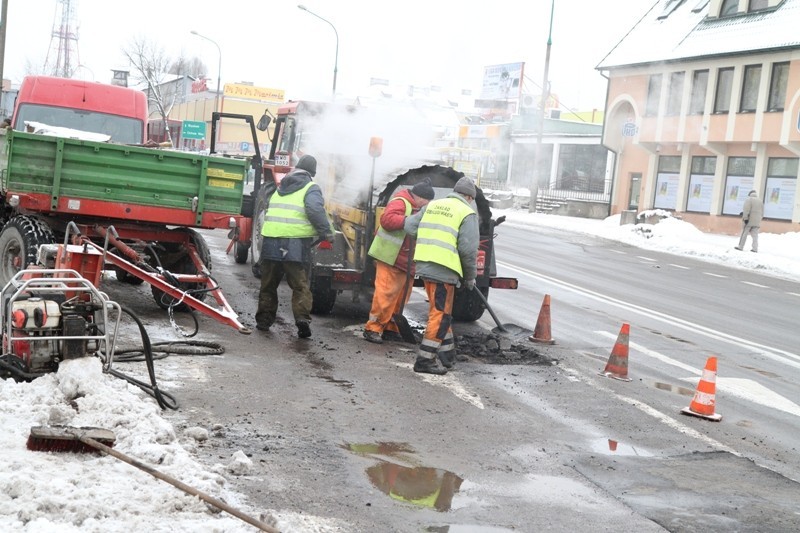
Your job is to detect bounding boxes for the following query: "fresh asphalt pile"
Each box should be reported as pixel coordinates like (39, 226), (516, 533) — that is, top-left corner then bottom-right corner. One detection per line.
(454, 333), (557, 365)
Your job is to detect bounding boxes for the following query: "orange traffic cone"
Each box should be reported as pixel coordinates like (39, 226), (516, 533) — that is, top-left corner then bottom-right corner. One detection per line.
(528, 294), (555, 345)
(681, 356), (722, 421)
(599, 323), (632, 381)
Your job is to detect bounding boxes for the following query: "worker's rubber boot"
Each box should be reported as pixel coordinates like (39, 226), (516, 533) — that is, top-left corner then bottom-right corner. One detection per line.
(363, 330), (384, 344)
(438, 351), (454, 369)
(414, 357), (447, 375)
(296, 320), (312, 339)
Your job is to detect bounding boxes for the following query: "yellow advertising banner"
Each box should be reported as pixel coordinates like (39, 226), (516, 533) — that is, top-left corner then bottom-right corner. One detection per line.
(223, 83), (285, 102)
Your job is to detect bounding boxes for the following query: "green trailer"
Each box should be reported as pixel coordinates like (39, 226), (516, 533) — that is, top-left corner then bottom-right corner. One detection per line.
(0, 129), (252, 333)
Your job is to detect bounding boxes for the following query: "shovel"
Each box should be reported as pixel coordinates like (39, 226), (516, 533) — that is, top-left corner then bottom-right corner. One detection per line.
(473, 286), (533, 337)
(27, 426), (279, 533)
(392, 251), (418, 344)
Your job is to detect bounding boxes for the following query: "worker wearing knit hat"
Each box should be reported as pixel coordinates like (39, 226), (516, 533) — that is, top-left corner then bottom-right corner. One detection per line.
(363, 178), (433, 344)
(403, 175), (480, 375)
(410, 178), (436, 200)
(295, 154), (317, 177)
(453, 176), (476, 198)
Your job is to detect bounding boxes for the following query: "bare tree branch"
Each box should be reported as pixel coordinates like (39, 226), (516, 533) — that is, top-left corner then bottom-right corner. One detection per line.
(122, 36), (177, 146)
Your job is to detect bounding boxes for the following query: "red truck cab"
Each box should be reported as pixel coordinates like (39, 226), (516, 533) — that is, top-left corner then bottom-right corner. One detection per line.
(11, 76), (148, 144)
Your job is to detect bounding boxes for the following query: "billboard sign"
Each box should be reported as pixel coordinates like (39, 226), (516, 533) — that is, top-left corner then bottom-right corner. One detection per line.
(480, 62), (524, 101)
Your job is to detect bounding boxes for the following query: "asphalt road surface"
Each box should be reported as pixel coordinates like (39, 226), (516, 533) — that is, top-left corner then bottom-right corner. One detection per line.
(102, 223), (800, 533)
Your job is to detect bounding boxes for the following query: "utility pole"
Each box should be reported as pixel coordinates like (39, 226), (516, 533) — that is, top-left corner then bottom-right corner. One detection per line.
(0, 0), (8, 95)
(529, 0), (555, 214)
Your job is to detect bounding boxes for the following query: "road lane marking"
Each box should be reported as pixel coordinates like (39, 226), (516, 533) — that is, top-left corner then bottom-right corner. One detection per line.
(561, 363), (735, 453)
(790, 292), (800, 298)
(741, 281), (769, 288)
(703, 272), (727, 278)
(595, 330), (800, 417)
(637, 256), (657, 262)
(669, 264), (690, 270)
(610, 250), (626, 255)
(498, 261), (800, 371)
(394, 362), (484, 409)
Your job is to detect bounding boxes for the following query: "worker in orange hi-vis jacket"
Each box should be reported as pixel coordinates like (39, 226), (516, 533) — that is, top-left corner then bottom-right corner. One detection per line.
(362, 179), (435, 344)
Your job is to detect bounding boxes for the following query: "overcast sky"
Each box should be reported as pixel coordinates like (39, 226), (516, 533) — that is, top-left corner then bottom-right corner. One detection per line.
(4, 0), (656, 110)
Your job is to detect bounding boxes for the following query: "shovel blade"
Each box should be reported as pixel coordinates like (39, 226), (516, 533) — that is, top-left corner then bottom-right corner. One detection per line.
(393, 313), (418, 344)
(491, 324), (534, 337)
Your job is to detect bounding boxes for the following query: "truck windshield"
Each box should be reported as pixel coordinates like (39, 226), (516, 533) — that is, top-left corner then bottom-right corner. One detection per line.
(14, 104), (144, 144)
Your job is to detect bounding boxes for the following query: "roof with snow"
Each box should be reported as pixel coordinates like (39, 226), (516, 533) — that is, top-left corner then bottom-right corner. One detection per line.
(596, 0), (800, 70)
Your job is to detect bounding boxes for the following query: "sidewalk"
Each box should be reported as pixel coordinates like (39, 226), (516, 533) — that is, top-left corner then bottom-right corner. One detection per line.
(493, 207), (800, 283)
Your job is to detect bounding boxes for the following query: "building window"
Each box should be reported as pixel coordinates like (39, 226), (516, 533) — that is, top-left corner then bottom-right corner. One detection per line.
(666, 72), (685, 115)
(739, 64), (762, 112)
(722, 156), (756, 215)
(767, 62), (789, 111)
(764, 157), (797, 220)
(689, 70), (708, 114)
(555, 144), (609, 193)
(714, 67), (734, 113)
(687, 156), (716, 213)
(720, 0), (739, 16)
(749, 0), (769, 11)
(646, 74), (662, 116)
(654, 156), (681, 209)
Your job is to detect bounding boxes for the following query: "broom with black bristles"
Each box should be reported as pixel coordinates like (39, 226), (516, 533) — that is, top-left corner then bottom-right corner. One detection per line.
(27, 426), (280, 533)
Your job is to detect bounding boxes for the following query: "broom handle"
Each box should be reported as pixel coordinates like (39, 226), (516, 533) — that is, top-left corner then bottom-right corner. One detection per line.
(79, 435), (280, 533)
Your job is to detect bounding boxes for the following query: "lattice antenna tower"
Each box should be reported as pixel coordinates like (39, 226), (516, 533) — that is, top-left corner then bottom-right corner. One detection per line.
(44, 0), (80, 78)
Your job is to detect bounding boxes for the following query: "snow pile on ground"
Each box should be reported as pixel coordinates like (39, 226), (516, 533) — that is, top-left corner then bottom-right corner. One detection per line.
(0, 357), (346, 532)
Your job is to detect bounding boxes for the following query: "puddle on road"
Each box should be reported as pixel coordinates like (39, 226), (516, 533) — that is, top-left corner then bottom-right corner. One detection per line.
(653, 381), (695, 396)
(343, 442), (464, 512)
(589, 438), (654, 457)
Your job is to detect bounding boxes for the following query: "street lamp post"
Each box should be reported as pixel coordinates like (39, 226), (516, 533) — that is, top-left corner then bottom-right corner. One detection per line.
(297, 4), (338, 98)
(529, 0), (555, 214)
(190, 30), (222, 113)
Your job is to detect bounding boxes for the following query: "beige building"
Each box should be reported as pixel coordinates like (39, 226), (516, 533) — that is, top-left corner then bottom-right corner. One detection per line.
(598, 0), (800, 234)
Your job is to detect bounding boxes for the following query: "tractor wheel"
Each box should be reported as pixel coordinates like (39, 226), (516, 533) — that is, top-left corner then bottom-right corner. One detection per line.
(250, 181), (275, 278)
(452, 286), (488, 322)
(310, 276), (337, 315)
(0, 216), (55, 287)
(234, 240), (250, 264)
(151, 229), (212, 310)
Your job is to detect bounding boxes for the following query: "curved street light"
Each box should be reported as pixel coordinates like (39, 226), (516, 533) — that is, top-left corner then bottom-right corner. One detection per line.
(297, 4), (338, 98)
(190, 30), (222, 113)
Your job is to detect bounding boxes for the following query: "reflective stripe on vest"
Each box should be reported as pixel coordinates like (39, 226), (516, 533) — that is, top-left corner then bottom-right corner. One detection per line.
(413, 197), (474, 276)
(261, 182), (317, 238)
(368, 196), (412, 264)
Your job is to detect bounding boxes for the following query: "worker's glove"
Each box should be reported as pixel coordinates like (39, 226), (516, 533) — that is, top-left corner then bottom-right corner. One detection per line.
(463, 279), (476, 291)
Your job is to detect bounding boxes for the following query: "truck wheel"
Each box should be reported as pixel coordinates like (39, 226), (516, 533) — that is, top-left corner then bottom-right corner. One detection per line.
(234, 241), (250, 264)
(250, 182), (275, 278)
(452, 286), (488, 322)
(0, 216), (55, 287)
(151, 229), (212, 310)
(311, 277), (337, 315)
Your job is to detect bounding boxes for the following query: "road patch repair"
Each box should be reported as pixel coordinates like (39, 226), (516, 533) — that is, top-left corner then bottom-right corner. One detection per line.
(572, 450), (800, 532)
(454, 333), (558, 366)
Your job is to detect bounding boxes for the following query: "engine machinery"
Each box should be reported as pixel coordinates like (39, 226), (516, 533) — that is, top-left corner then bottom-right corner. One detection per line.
(0, 242), (121, 381)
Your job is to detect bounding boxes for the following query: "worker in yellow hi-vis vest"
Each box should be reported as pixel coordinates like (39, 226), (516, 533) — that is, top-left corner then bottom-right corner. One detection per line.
(363, 178), (434, 344)
(404, 177), (479, 375)
(256, 154), (333, 338)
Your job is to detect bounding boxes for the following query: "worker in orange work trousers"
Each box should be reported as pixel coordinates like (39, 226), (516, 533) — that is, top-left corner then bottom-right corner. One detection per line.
(404, 176), (479, 374)
(363, 179), (435, 344)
